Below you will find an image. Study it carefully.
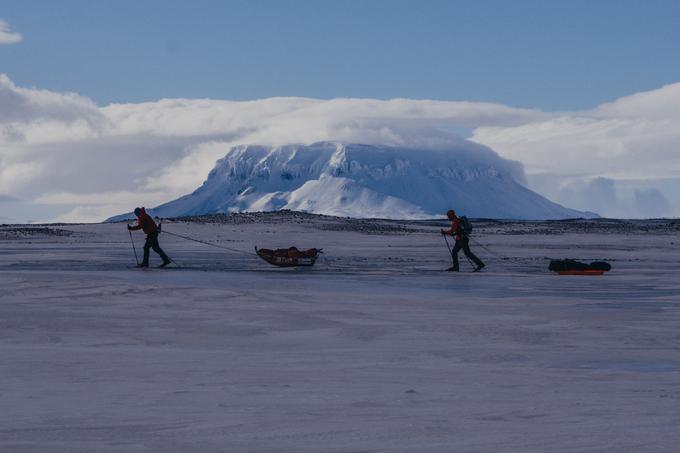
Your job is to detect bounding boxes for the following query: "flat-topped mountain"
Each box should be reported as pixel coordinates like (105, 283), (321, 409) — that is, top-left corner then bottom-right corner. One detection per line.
(110, 142), (591, 220)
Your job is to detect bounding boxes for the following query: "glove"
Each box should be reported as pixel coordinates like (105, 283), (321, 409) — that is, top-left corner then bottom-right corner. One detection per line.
(440, 229), (445, 235)
(127, 225), (132, 231)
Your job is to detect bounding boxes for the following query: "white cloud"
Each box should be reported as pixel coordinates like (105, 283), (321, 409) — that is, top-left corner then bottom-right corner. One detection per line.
(0, 73), (548, 221)
(634, 188), (671, 218)
(0, 74), (105, 138)
(0, 159), (46, 193)
(526, 174), (679, 219)
(38, 190), (170, 224)
(471, 83), (680, 216)
(101, 96), (546, 139)
(472, 83), (680, 180)
(1, 73), (679, 221)
(0, 19), (22, 45)
(593, 83), (680, 121)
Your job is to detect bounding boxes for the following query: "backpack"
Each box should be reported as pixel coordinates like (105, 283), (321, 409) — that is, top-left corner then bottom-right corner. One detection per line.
(459, 216), (473, 235)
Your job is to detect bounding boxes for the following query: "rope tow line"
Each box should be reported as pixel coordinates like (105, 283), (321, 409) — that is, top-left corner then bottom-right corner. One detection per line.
(160, 226), (530, 270)
(161, 229), (255, 257)
(466, 236), (532, 269)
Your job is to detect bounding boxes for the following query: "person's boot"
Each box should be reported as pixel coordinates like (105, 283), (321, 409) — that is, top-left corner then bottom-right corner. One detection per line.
(473, 264), (485, 272)
(137, 262), (149, 268)
(158, 259), (171, 268)
(447, 266), (459, 272)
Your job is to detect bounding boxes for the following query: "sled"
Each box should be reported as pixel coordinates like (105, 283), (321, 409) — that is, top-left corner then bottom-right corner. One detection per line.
(549, 259), (611, 276)
(255, 246), (322, 267)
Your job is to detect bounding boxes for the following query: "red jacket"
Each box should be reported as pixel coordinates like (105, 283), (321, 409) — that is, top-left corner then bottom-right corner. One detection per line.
(130, 208), (158, 235)
(443, 215), (462, 240)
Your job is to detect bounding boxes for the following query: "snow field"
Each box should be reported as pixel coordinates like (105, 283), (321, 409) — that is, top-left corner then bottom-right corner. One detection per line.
(1, 216), (679, 452)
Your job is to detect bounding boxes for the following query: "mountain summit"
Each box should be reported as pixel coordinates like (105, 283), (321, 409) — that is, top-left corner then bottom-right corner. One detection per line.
(117, 141), (590, 220)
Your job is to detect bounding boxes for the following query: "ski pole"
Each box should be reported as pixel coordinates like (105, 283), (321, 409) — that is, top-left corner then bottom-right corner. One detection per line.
(442, 233), (454, 265)
(128, 229), (139, 265)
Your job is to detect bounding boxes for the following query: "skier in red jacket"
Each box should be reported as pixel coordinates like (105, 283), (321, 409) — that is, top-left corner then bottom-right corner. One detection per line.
(441, 209), (485, 272)
(128, 207), (171, 268)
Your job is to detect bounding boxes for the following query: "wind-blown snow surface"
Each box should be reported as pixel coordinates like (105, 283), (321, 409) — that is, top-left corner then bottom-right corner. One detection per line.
(2, 213), (680, 452)
(116, 142), (588, 220)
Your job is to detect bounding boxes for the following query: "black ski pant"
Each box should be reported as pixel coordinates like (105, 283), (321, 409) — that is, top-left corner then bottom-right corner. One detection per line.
(451, 236), (484, 270)
(143, 232), (170, 265)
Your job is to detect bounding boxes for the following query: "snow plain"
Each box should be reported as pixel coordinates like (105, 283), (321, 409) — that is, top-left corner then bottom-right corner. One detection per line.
(2, 213), (680, 452)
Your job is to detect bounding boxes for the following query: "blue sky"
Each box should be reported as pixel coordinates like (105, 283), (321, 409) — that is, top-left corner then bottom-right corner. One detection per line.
(2, 0), (680, 109)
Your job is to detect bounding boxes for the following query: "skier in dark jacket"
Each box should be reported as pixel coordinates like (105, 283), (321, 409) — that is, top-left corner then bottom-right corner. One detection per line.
(128, 207), (171, 268)
(441, 209), (485, 272)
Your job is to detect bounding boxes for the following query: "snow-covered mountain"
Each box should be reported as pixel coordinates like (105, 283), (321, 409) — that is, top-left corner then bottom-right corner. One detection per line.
(112, 141), (592, 220)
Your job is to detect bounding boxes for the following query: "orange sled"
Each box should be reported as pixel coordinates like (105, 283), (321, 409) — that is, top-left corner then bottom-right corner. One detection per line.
(255, 246), (322, 267)
(549, 259), (611, 276)
(555, 270), (606, 276)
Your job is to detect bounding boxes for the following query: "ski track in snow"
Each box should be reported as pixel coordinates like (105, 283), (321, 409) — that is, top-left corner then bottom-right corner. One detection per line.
(1, 215), (680, 452)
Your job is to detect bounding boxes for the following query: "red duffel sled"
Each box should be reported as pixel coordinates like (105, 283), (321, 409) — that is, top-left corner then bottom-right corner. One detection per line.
(549, 259), (611, 276)
(255, 246), (322, 267)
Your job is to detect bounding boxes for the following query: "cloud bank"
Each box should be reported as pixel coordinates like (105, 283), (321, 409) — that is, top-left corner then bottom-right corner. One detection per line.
(472, 83), (680, 180)
(1, 73), (679, 222)
(471, 82), (680, 217)
(0, 20), (22, 45)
